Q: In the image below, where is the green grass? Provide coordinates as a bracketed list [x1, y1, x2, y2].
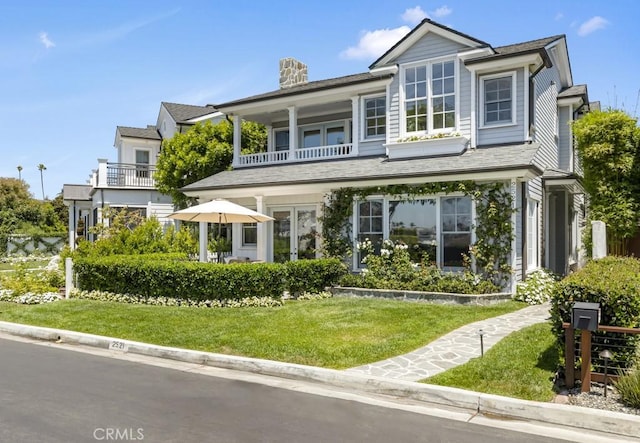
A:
[0, 298, 525, 369]
[423, 322, 559, 402]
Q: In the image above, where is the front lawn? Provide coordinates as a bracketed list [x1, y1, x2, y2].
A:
[423, 322, 559, 402]
[0, 298, 525, 369]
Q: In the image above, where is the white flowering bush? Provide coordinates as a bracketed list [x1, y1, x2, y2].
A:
[295, 291, 333, 301]
[0, 288, 60, 304]
[514, 269, 558, 305]
[70, 289, 284, 308]
[357, 238, 415, 283]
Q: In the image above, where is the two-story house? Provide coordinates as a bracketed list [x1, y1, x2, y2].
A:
[63, 102, 223, 247]
[185, 20, 589, 287]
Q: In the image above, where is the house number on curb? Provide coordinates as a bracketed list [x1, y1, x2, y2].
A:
[109, 340, 129, 352]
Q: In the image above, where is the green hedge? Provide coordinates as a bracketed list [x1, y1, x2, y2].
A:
[551, 256, 640, 369]
[285, 258, 348, 296]
[73, 255, 347, 301]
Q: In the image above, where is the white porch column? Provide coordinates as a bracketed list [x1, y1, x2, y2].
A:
[266, 125, 272, 153]
[288, 106, 298, 158]
[67, 204, 76, 250]
[470, 68, 477, 149]
[351, 96, 359, 156]
[199, 221, 208, 263]
[97, 159, 108, 187]
[255, 195, 267, 261]
[232, 115, 242, 168]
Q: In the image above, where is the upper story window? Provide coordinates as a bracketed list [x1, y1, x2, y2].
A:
[403, 59, 456, 135]
[274, 130, 289, 152]
[364, 96, 386, 139]
[480, 72, 516, 127]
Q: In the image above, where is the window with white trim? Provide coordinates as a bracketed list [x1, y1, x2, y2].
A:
[526, 199, 539, 270]
[355, 196, 472, 269]
[242, 223, 257, 246]
[403, 59, 456, 135]
[274, 129, 289, 152]
[480, 72, 516, 127]
[364, 96, 386, 139]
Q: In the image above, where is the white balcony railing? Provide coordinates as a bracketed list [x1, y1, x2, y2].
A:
[102, 163, 157, 188]
[236, 143, 354, 167]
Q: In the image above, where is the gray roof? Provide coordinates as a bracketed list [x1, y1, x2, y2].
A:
[63, 184, 92, 201]
[466, 35, 562, 65]
[183, 143, 542, 192]
[216, 72, 393, 109]
[117, 125, 161, 140]
[558, 85, 587, 98]
[162, 102, 218, 123]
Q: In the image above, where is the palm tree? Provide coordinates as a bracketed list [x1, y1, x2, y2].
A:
[17, 165, 22, 180]
[37, 163, 47, 200]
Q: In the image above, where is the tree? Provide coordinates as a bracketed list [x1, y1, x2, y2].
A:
[17, 165, 22, 180]
[572, 109, 640, 255]
[155, 119, 266, 208]
[37, 163, 47, 200]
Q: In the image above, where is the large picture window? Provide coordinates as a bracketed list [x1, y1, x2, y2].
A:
[355, 196, 472, 269]
[403, 59, 456, 135]
[481, 72, 516, 127]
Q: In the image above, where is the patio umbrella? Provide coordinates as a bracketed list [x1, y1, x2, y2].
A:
[168, 199, 274, 262]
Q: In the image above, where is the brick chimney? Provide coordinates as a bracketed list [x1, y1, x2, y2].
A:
[279, 57, 308, 89]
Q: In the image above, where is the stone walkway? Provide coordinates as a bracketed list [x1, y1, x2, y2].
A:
[346, 303, 551, 382]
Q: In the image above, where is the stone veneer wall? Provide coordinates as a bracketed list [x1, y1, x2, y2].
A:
[279, 58, 308, 89]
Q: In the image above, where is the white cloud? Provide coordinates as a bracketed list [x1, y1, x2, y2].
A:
[401, 6, 428, 25]
[431, 6, 452, 18]
[340, 26, 411, 60]
[555, 12, 564, 21]
[39, 32, 55, 49]
[577, 16, 609, 36]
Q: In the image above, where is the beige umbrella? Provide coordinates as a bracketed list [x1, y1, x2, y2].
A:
[168, 199, 273, 263]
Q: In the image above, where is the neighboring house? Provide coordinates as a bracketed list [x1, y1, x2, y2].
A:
[182, 19, 591, 288]
[63, 102, 223, 247]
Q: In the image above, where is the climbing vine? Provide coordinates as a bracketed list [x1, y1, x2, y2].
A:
[320, 181, 514, 287]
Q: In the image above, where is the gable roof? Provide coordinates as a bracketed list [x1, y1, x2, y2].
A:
[162, 102, 218, 123]
[370, 19, 490, 69]
[116, 125, 161, 140]
[465, 35, 562, 66]
[183, 143, 542, 192]
[558, 84, 587, 98]
[216, 72, 393, 109]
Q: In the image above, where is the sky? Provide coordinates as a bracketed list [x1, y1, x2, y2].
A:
[1, 0, 638, 200]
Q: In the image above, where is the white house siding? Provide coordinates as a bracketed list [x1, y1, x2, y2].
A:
[532, 67, 562, 170]
[388, 33, 468, 141]
[119, 138, 161, 166]
[359, 139, 386, 156]
[147, 202, 176, 226]
[558, 105, 572, 170]
[94, 189, 172, 210]
[477, 68, 526, 146]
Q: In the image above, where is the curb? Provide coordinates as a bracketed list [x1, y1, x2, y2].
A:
[1, 321, 638, 439]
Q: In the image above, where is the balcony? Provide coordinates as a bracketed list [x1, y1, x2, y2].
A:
[95, 160, 158, 188]
[236, 143, 355, 167]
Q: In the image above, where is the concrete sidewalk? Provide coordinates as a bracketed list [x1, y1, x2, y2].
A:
[347, 303, 551, 381]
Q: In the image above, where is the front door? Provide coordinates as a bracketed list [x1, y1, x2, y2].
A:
[272, 207, 317, 262]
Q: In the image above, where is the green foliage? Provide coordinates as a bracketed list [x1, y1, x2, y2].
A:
[342, 239, 500, 294]
[616, 359, 640, 409]
[284, 258, 348, 297]
[550, 256, 640, 369]
[572, 110, 640, 255]
[321, 181, 514, 287]
[155, 120, 267, 207]
[514, 269, 558, 305]
[74, 255, 286, 301]
[0, 262, 63, 295]
[73, 207, 198, 258]
[0, 178, 66, 253]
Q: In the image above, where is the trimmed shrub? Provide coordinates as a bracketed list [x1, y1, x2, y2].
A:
[285, 258, 348, 297]
[551, 256, 640, 370]
[74, 255, 286, 301]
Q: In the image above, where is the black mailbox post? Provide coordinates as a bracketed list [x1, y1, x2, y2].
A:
[571, 302, 600, 331]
